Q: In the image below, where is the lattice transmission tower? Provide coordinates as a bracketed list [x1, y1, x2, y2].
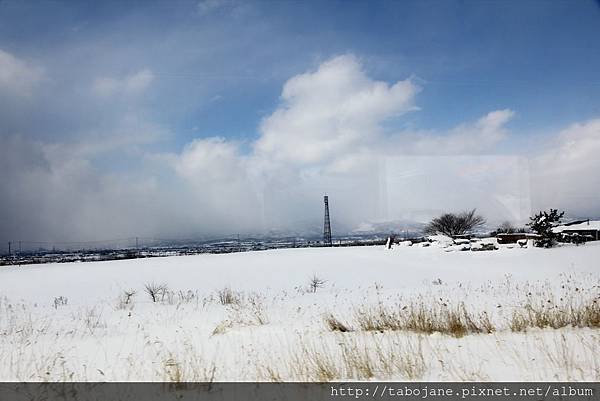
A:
[323, 195, 332, 246]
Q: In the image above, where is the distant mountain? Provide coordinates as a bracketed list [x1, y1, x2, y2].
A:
[351, 220, 426, 236]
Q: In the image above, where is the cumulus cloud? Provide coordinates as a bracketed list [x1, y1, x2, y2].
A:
[255, 55, 420, 165]
[92, 69, 154, 97]
[167, 55, 522, 231]
[0, 49, 44, 96]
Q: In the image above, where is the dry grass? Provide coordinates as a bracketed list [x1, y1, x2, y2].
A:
[162, 353, 216, 383]
[246, 292, 269, 325]
[510, 298, 600, 332]
[351, 302, 495, 337]
[217, 287, 242, 305]
[211, 292, 270, 335]
[324, 314, 352, 332]
[285, 334, 427, 381]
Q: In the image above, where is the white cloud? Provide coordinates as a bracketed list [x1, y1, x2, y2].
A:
[393, 109, 515, 156]
[168, 55, 523, 231]
[254, 55, 420, 165]
[175, 137, 245, 182]
[4, 51, 599, 242]
[532, 119, 600, 215]
[0, 49, 44, 96]
[540, 119, 600, 169]
[172, 137, 264, 231]
[92, 69, 154, 97]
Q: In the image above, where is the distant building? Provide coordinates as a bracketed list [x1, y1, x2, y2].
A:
[553, 219, 600, 242]
[496, 233, 539, 244]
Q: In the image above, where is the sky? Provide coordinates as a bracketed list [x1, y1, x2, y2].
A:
[1, 0, 600, 245]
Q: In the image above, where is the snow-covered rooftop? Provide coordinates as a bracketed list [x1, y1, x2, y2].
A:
[553, 220, 600, 233]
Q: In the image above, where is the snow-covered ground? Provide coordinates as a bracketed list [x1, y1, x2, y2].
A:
[0, 243, 599, 381]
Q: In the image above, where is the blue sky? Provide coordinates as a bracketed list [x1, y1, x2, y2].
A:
[1, 0, 600, 241]
[3, 0, 599, 145]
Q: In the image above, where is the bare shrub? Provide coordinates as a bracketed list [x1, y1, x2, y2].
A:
[123, 289, 136, 304]
[53, 296, 68, 309]
[309, 274, 327, 293]
[116, 289, 136, 310]
[144, 282, 168, 303]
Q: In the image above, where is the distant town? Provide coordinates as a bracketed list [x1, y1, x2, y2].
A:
[0, 234, 392, 266]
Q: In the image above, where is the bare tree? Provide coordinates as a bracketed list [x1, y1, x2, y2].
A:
[123, 289, 136, 304]
[144, 282, 167, 303]
[424, 209, 486, 237]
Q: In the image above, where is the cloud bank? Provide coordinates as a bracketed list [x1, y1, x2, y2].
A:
[1, 50, 600, 245]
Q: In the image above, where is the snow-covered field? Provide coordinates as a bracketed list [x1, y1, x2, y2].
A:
[0, 242, 599, 381]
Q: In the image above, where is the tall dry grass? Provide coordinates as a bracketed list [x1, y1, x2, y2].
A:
[348, 302, 495, 337]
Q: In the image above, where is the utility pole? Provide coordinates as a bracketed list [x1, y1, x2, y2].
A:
[8, 241, 11, 255]
[323, 195, 332, 247]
